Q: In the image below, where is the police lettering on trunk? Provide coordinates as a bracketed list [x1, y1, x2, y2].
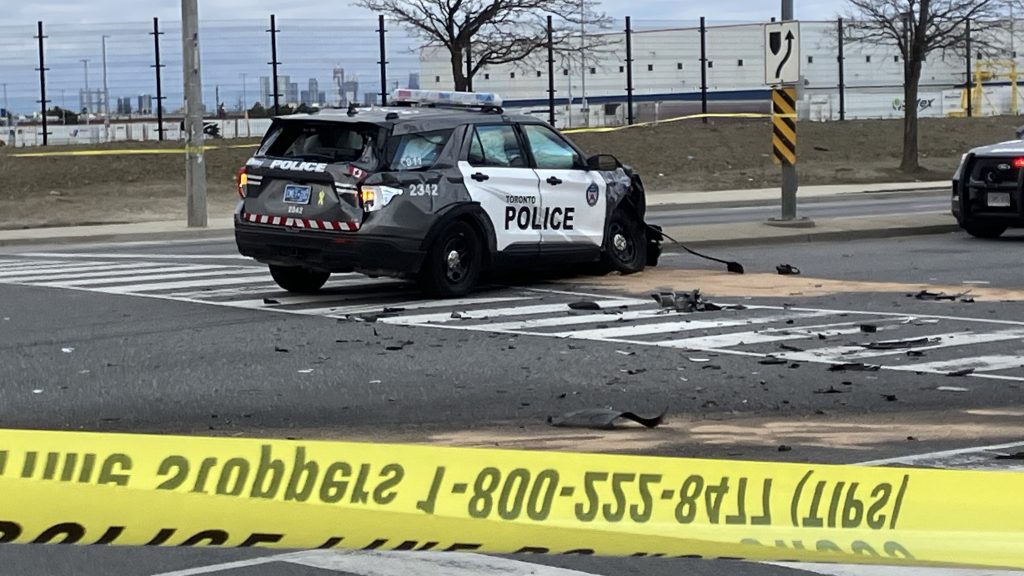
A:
[267, 159, 328, 173]
[504, 206, 575, 230]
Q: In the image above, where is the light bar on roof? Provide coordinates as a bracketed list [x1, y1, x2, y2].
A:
[392, 89, 503, 107]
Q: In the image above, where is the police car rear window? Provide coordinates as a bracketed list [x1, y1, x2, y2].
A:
[385, 129, 453, 171]
[258, 121, 380, 164]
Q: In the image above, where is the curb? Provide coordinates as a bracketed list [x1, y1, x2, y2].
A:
[664, 223, 961, 249]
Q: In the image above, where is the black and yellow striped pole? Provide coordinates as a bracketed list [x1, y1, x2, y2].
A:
[771, 87, 796, 166]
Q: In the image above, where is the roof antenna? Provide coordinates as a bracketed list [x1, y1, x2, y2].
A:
[347, 102, 358, 117]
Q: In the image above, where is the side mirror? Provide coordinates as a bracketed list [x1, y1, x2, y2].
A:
[586, 154, 621, 171]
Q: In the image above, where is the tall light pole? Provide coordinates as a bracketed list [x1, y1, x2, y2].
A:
[1, 83, 7, 128]
[240, 72, 247, 112]
[579, 0, 587, 125]
[101, 35, 110, 115]
[80, 58, 90, 125]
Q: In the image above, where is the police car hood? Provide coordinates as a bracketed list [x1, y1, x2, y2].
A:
[968, 139, 1024, 157]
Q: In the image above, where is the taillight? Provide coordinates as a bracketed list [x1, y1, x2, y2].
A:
[1013, 158, 1024, 169]
[359, 185, 404, 212]
[235, 167, 248, 198]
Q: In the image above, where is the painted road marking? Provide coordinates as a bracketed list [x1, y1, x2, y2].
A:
[544, 310, 835, 339]
[0, 264, 214, 283]
[379, 299, 652, 325]
[37, 267, 273, 288]
[148, 550, 604, 576]
[17, 251, 250, 260]
[3, 256, 1024, 382]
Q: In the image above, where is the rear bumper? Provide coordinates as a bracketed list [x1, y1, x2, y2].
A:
[234, 218, 426, 276]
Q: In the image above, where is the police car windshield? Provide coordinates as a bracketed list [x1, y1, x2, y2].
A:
[258, 121, 381, 164]
[385, 129, 453, 171]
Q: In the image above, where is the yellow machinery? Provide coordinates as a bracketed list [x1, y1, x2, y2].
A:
[952, 59, 1020, 116]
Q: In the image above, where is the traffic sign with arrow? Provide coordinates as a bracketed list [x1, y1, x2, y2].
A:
[764, 22, 800, 85]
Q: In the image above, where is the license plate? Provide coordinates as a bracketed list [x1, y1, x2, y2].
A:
[988, 192, 1011, 207]
[283, 185, 312, 205]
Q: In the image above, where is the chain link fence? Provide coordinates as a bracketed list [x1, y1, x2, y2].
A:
[0, 15, 1018, 146]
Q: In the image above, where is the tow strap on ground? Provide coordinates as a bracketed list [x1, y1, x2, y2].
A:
[649, 225, 745, 274]
[0, 428, 1021, 570]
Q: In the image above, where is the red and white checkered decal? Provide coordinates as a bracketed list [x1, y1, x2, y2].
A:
[242, 213, 360, 231]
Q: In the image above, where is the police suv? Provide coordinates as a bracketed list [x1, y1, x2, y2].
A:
[235, 90, 661, 297]
[952, 138, 1024, 238]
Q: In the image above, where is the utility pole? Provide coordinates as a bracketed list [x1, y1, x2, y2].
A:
[101, 35, 110, 115]
[181, 0, 207, 227]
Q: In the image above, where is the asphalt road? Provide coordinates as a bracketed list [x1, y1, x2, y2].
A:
[0, 225, 1021, 575]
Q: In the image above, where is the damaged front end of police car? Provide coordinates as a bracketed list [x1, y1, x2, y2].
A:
[234, 89, 661, 297]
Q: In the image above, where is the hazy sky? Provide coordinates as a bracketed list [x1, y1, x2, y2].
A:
[7, 0, 846, 25]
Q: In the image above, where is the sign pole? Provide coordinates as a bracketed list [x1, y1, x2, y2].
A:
[765, 0, 813, 227]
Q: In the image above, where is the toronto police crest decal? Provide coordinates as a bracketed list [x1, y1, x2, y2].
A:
[585, 183, 599, 207]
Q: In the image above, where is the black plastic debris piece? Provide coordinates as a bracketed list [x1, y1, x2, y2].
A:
[995, 451, 1024, 460]
[274, 346, 289, 353]
[262, 298, 280, 305]
[828, 363, 881, 372]
[906, 350, 926, 357]
[547, 407, 667, 430]
[778, 445, 793, 452]
[912, 290, 973, 302]
[814, 386, 845, 394]
[568, 300, 602, 311]
[702, 364, 722, 370]
[946, 367, 975, 377]
[759, 356, 789, 365]
[880, 394, 898, 402]
[382, 307, 405, 313]
[779, 344, 804, 352]
[859, 324, 878, 333]
[864, 337, 934, 350]
[650, 289, 736, 313]
[385, 340, 414, 352]
[450, 311, 466, 319]
[776, 264, 801, 275]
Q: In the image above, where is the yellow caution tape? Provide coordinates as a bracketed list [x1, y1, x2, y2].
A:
[0, 428, 1021, 569]
[10, 143, 258, 158]
[561, 112, 772, 134]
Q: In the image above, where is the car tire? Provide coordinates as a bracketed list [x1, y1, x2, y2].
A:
[962, 223, 1007, 239]
[268, 265, 330, 293]
[419, 220, 482, 298]
[602, 209, 647, 274]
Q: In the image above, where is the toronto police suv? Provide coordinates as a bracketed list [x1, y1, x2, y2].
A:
[952, 137, 1024, 238]
[234, 89, 661, 297]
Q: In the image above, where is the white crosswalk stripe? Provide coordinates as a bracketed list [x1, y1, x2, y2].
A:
[2, 256, 1024, 382]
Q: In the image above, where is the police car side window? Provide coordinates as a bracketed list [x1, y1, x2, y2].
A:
[523, 124, 580, 170]
[468, 125, 526, 168]
[388, 129, 452, 170]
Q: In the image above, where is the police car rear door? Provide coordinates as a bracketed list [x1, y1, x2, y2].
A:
[457, 124, 542, 253]
[520, 123, 605, 249]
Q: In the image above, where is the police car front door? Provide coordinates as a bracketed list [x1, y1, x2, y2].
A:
[521, 124, 605, 248]
[458, 124, 542, 252]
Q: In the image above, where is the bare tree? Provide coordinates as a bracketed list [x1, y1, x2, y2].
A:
[845, 0, 1007, 172]
[353, 0, 611, 92]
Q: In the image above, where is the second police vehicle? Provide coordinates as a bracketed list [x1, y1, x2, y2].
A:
[235, 90, 662, 297]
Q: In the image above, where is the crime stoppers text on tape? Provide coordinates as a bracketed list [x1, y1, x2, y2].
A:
[0, 429, 1021, 569]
